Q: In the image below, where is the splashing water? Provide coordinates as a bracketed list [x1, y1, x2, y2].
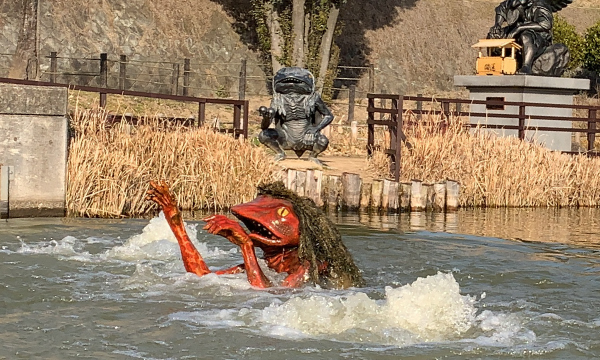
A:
[5, 211, 600, 358]
[259, 272, 477, 345]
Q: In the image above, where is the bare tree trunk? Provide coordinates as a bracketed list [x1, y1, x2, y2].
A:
[9, 0, 39, 80]
[316, 3, 339, 93]
[265, 2, 284, 74]
[291, 0, 305, 67]
[303, 12, 310, 63]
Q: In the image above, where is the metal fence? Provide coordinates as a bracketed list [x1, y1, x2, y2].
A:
[0, 52, 377, 102]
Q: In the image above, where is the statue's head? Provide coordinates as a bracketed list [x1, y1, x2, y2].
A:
[509, 0, 531, 8]
[273, 67, 315, 95]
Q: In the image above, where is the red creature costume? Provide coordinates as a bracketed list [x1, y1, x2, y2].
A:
[147, 181, 312, 288]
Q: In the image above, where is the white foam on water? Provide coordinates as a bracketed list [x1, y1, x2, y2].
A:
[256, 272, 478, 345]
[169, 309, 246, 328]
[11, 215, 592, 354]
[16, 235, 96, 261]
[470, 310, 535, 347]
[107, 212, 236, 262]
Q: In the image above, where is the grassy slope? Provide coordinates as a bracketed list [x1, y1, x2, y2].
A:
[33, 0, 600, 95]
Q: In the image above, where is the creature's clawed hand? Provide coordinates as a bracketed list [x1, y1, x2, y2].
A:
[203, 215, 251, 246]
[488, 25, 503, 39]
[259, 106, 275, 130]
[303, 129, 318, 146]
[146, 181, 178, 214]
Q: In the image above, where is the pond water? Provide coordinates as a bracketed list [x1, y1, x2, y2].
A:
[1, 208, 600, 359]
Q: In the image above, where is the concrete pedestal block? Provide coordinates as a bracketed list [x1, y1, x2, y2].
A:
[454, 75, 590, 152]
[0, 84, 68, 217]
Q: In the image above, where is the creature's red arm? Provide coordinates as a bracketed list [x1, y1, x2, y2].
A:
[203, 215, 273, 288]
[147, 181, 210, 276]
[239, 243, 273, 288]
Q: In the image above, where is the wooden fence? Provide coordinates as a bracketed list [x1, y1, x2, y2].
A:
[280, 168, 460, 213]
[368, 93, 600, 181]
[0, 77, 249, 139]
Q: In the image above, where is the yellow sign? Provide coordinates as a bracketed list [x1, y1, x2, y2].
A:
[472, 39, 522, 75]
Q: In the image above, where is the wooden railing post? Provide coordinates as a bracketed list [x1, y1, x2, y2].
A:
[119, 54, 127, 90]
[238, 58, 247, 100]
[442, 101, 450, 121]
[588, 108, 597, 151]
[380, 89, 387, 122]
[368, 65, 375, 93]
[49, 52, 57, 83]
[518, 104, 526, 140]
[198, 100, 206, 127]
[348, 84, 356, 124]
[367, 96, 375, 156]
[183, 58, 190, 96]
[99, 53, 108, 107]
[417, 93, 422, 121]
[394, 95, 404, 182]
[171, 63, 180, 95]
[242, 100, 249, 139]
[233, 104, 241, 138]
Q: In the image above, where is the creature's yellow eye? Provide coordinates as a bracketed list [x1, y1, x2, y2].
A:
[277, 207, 289, 217]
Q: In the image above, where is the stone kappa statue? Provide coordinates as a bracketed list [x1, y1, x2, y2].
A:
[487, 0, 573, 76]
[258, 67, 333, 166]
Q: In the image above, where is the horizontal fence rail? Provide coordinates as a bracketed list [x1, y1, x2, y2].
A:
[367, 93, 600, 180]
[0, 77, 249, 139]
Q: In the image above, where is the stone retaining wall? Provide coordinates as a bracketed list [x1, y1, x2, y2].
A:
[0, 83, 68, 217]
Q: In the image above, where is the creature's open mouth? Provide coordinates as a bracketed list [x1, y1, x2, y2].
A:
[237, 216, 279, 240]
[277, 77, 307, 85]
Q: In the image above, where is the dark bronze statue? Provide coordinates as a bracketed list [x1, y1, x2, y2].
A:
[487, 0, 573, 76]
[258, 67, 333, 166]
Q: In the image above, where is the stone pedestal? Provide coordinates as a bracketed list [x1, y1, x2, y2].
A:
[454, 75, 590, 152]
[0, 83, 68, 217]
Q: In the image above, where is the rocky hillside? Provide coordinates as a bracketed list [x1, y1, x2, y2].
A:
[1, 0, 599, 96]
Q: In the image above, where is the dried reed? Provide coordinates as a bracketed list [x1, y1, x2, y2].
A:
[369, 114, 600, 207]
[67, 108, 278, 217]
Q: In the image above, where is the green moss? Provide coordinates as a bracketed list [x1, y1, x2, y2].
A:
[553, 14, 584, 70]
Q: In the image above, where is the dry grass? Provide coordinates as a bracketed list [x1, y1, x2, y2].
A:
[367, 115, 600, 208]
[67, 106, 278, 218]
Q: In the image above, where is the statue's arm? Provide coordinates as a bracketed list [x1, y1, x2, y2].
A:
[313, 96, 334, 132]
[493, 2, 508, 26]
[507, 7, 552, 38]
[488, 2, 509, 38]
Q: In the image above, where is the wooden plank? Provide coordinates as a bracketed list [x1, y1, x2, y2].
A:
[433, 182, 447, 211]
[341, 173, 362, 211]
[410, 180, 426, 211]
[424, 183, 434, 211]
[371, 180, 383, 211]
[296, 171, 307, 197]
[446, 179, 460, 211]
[287, 169, 298, 191]
[384, 179, 399, 212]
[400, 182, 411, 211]
[360, 181, 371, 211]
[305, 169, 323, 207]
[325, 175, 341, 210]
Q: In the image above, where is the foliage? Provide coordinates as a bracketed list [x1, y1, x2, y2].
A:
[250, 0, 342, 98]
[583, 21, 600, 73]
[553, 14, 584, 70]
